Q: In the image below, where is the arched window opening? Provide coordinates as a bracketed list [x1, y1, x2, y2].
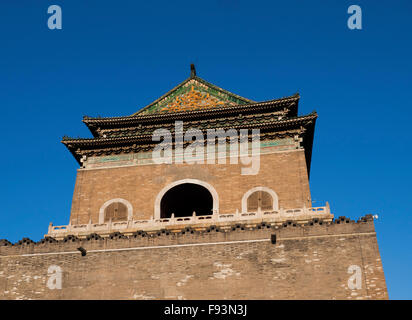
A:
[104, 202, 128, 222]
[160, 183, 213, 218]
[247, 191, 273, 212]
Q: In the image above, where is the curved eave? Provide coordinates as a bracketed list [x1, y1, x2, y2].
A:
[83, 94, 300, 137]
[64, 112, 316, 165]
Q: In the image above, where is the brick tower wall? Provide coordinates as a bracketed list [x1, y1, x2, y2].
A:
[69, 149, 312, 225]
[0, 217, 388, 300]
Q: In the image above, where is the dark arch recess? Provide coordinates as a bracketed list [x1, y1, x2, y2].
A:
[160, 183, 213, 218]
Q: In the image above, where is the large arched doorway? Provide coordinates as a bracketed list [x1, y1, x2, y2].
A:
[160, 183, 213, 218]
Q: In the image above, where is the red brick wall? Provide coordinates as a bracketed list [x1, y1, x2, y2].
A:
[69, 150, 312, 225]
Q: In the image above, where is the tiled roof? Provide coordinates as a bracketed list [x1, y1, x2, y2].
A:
[134, 75, 255, 115]
[63, 112, 317, 147]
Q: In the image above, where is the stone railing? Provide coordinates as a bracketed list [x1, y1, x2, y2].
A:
[47, 203, 332, 239]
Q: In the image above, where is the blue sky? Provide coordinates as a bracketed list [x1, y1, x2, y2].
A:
[0, 1, 411, 299]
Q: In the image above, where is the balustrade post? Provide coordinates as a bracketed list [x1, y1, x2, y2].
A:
[148, 216, 155, 228]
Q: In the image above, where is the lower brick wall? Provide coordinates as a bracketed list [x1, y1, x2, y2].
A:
[0, 218, 388, 300]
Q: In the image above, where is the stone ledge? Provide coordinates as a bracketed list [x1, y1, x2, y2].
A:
[46, 206, 333, 240]
[0, 215, 375, 256]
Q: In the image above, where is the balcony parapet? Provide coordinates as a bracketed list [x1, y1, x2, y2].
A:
[46, 204, 333, 240]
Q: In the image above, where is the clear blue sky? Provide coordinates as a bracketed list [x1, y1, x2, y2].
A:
[0, 0, 411, 299]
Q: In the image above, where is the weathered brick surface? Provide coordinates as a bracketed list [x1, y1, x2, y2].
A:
[0, 219, 388, 300]
[69, 150, 312, 224]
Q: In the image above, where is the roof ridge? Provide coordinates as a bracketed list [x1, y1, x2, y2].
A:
[131, 75, 255, 116]
[83, 93, 299, 122]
